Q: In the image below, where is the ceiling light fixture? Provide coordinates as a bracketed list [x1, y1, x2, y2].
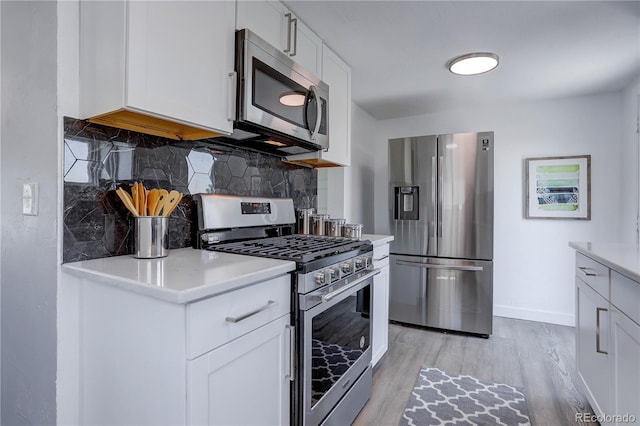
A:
[448, 52, 499, 76]
[279, 91, 306, 107]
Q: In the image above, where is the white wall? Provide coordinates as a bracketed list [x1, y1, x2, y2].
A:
[345, 103, 377, 231]
[1, 1, 59, 424]
[352, 92, 625, 326]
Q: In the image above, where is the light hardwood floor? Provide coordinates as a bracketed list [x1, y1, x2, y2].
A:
[354, 317, 598, 425]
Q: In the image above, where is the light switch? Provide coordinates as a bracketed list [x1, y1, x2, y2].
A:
[22, 182, 38, 216]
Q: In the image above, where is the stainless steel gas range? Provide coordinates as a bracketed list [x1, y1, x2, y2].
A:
[194, 194, 377, 426]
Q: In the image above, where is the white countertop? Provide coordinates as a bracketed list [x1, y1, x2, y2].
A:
[569, 241, 640, 282]
[62, 248, 296, 304]
[363, 234, 394, 247]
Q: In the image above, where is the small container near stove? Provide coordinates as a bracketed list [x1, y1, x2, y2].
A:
[296, 208, 315, 234]
[342, 223, 363, 239]
[325, 218, 346, 237]
[310, 214, 329, 236]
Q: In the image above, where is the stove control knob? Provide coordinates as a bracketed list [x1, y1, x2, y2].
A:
[341, 262, 352, 274]
[329, 268, 338, 281]
[315, 272, 326, 285]
[355, 258, 365, 269]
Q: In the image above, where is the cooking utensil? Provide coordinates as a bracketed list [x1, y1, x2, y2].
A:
[116, 188, 139, 216]
[147, 189, 160, 216]
[161, 190, 182, 216]
[152, 189, 169, 216]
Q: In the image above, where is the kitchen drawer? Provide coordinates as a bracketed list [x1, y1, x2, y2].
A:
[373, 244, 390, 268]
[611, 270, 640, 326]
[186, 274, 291, 359]
[576, 253, 609, 298]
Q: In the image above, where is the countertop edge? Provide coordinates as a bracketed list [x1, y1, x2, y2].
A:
[569, 241, 640, 282]
[62, 256, 296, 304]
[363, 234, 394, 247]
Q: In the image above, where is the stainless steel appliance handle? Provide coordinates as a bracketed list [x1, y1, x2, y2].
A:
[431, 156, 437, 237]
[308, 85, 322, 141]
[321, 269, 380, 302]
[284, 13, 293, 53]
[578, 266, 596, 277]
[596, 307, 608, 355]
[437, 155, 443, 238]
[396, 260, 483, 272]
[225, 300, 276, 323]
[285, 325, 295, 381]
[373, 255, 389, 262]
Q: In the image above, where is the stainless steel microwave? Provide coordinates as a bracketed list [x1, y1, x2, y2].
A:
[229, 29, 329, 156]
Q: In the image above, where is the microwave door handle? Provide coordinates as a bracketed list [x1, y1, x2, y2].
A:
[308, 85, 322, 141]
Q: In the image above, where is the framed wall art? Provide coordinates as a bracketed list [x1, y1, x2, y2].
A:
[525, 155, 591, 220]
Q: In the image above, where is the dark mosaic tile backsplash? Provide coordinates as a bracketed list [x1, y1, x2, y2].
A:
[63, 117, 317, 263]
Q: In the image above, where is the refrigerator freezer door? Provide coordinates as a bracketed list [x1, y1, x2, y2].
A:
[437, 132, 494, 260]
[388, 136, 437, 257]
[388, 254, 493, 335]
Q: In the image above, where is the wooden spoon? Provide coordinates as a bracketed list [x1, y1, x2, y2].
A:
[164, 192, 183, 216]
[137, 182, 147, 216]
[147, 189, 160, 217]
[152, 189, 169, 216]
[131, 183, 139, 214]
[116, 188, 139, 217]
[160, 190, 182, 216]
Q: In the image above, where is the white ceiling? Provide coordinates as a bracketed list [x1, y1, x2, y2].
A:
[282, 1, 640, 120]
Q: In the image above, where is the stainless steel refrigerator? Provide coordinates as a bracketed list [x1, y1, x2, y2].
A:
[387, 132, 494, 336]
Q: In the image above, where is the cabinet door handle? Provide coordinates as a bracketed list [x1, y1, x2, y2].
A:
[225, 300, 276, 323]
[285, 325, 295, 382]
[290, 16, 298, 57]
[578, 266, 596, 277]
[227, 71, 237, 122]
[284, 13, 297, 55]
[596, 307, 608, 355]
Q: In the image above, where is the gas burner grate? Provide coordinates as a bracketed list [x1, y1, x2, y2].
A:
[207, 234, 366, 263]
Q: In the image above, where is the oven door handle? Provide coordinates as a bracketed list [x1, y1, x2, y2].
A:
[321, 269, 380, 303]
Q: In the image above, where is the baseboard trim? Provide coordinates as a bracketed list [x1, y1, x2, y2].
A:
[494, 305, 575, 327]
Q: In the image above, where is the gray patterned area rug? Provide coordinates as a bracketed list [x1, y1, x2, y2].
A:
[401, 367, 531, 426]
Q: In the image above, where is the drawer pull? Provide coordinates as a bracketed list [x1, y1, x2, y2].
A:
[225, 300, 276, 323]
[374, 255, 389, 262]
[596, 307, 608, 355]
[578, 266, 597, 277]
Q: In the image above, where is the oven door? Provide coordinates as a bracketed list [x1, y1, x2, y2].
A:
[298, 269, 378, 426]
[236, 29, 329, 152]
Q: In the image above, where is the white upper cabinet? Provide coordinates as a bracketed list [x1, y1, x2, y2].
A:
[80, 0, 236, 140]
[320, 44, 352, 166]
[236, 0, 322, 76]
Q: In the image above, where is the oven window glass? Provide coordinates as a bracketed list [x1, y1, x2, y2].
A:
[252, 58, 309, 129]
[310, 288, 370, 407]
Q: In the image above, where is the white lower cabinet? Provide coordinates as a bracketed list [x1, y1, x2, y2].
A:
[574, 252, 640, 425]
[188, 315, 291, 426]
[610, 308, 640, 425]
[371, 243, 390, 366]
[72, 273, 292, 425]
[576, 277, 611, 416]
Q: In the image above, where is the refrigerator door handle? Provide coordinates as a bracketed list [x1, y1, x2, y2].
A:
[431, 156, 437, 238]
[396, 260, 484, 272]
[437, 155, 443, 238]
